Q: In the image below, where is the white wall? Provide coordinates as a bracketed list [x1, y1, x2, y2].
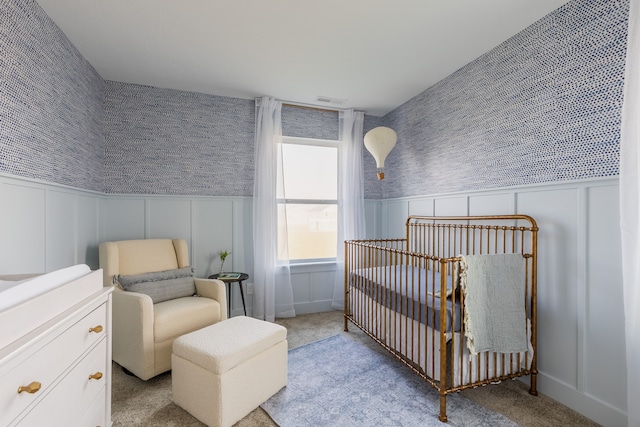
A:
[0, 174, 101, 273]
[0, 173, 348, 317]
[378, 177, 626, 427]
[0, 172, 626, 426]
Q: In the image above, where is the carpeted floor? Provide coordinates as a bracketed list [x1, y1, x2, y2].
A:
[111, 311, 601, 427]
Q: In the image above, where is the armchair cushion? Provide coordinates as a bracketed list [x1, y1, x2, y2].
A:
[116, 267, 196, 303]
[153, 296, 221, 342]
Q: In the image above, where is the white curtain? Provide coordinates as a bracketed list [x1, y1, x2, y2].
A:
[253, 96, 295, 321]
[332, 109, 366, 309]
[619, 1, 640, 426]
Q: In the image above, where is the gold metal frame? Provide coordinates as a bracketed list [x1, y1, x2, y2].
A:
[344, 215, 538, 422]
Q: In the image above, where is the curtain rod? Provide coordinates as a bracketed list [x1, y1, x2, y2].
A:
[281, 101, 365, 114]
[256, 98, 364, 114]
[282, 102, 340, 114]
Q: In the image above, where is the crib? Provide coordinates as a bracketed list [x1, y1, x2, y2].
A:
[343, 215, 538, 422]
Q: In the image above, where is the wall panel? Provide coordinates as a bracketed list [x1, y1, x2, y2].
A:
[147, 199, 192, 242]
[290, 263, 337, 315]
[364, 200, 380, 239]
[469, 193, 515, 216]
[585, 185, 626, 408]
[0, 181, 46, 273]
[408, 198, 434, 216]
[518, 188, 579, 387]
[46, 190, 77, 271]
[311, 270, 335, 303]
[192, 199, 234, 278]
[383, 201, 409, 238]
[101, 198, 146, 242]
[291, 273, 312, 309]
[434, 196, 467, 216]
[77, 195, 100, 269]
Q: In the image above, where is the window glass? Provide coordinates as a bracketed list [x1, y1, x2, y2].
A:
[277, 143, 337, 200]
[277, 139, 337, 261]
[280, 204, 337, 260]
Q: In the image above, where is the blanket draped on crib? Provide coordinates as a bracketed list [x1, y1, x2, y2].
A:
[459, 254, 528, 354]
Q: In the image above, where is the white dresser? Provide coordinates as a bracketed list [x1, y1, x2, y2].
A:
[0, 268, 113, 427]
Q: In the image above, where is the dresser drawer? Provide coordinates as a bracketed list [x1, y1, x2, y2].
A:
[78, 387, 107, 427]
[0, 303, 107, 425]
[13, 339, 108, 427]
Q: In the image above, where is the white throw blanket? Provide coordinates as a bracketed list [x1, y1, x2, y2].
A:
[459, 254, 528, 354]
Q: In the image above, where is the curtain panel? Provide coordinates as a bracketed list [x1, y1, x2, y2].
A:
[253, 96, 295, 321]
[332, 109, 366, 309]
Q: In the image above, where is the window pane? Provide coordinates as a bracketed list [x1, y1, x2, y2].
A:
[278, 204, 337, 260]
[278, 143, 337, 200]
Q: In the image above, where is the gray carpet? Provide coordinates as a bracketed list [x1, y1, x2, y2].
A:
[262, 334, 519, 426]
[112, 311, 600, 427]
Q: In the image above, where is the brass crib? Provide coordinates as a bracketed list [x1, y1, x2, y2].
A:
[344, 215, 538, 422]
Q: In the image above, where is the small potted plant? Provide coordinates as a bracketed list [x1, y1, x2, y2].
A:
[219, 250, 231, 274]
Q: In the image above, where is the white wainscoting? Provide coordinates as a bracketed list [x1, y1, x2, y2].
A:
[100, 195, 251, 316]
[377, 177, 626, 427]
[0, 173, 627, 426]
[0, 174, 101, 274]
[0, 174, 249, 315]
[0, 173, 346, 318]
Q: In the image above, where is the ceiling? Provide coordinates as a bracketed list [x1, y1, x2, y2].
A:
[35, 0, 570, 116]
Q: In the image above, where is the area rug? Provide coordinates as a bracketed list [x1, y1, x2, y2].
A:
[261, 334, 521, 427]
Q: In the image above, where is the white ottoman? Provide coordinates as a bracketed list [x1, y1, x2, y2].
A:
[172, 316, 287, 427]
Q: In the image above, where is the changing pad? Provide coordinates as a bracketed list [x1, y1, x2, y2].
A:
[0, 265, 101, 351]
[0, 264, 91, 313]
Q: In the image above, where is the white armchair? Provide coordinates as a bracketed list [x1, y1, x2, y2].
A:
[99, 238, 227, 380]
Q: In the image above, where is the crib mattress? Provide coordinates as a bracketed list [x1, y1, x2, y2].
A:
[349, 265, 462, 333]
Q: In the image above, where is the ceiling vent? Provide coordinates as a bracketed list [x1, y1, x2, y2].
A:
[316, 96, 347, 105]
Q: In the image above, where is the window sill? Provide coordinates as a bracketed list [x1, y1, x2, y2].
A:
[289, 261, 337, 273]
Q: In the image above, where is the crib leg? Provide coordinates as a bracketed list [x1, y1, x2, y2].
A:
[439, 393, 448, 422]
[529, 372, 538, 396]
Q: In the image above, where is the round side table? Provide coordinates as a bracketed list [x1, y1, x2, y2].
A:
[208, 272, 249, 316]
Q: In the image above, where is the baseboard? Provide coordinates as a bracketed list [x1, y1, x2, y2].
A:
[229, 301, 336, 318]
[537, 372, 627, 427]
[293, 300, 334, 315]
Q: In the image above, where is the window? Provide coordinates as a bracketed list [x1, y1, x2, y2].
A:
[277, 137, 338, 262]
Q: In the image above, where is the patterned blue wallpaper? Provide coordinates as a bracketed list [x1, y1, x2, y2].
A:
[282, 105, 338, 140]
[103, 86, 357, 196]
[0, 0, 104, 191]
[380, 0, 628, 199]
[103, 82, 255, 196]
[0, 0, 629, 200]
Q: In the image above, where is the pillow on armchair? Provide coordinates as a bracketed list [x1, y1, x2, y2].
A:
[115, 267, 196, 303]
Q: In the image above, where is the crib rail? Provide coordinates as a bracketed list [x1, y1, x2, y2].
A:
[344, 215, 538, 422]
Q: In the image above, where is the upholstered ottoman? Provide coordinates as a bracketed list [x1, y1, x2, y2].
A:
[171, 316, 287, 427]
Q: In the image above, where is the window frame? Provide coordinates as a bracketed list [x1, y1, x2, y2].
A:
[277, 136, 339, 264]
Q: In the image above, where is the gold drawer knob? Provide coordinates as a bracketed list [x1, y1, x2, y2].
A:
[88, 372, 103, 381]
[18, 381, 41, 394]
[89, 325, 103, 333]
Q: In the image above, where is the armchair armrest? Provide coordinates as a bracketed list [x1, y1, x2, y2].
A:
[112, 289, 156, 380]
[194, 278, 228, 320]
